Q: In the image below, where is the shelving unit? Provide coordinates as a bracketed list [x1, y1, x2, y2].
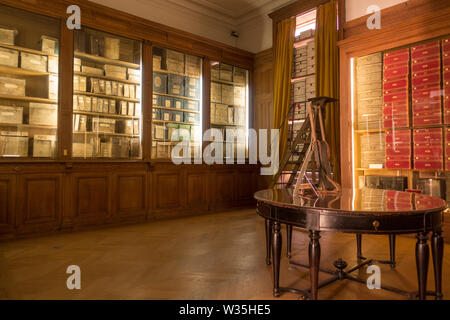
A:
[72, 27, 142, 159]
[0, 6, 60, 159]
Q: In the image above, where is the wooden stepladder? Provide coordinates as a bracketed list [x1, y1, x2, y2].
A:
[293, 96, 341, 195]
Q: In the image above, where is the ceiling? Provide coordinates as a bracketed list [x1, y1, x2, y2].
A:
[156, 0, 297, 26]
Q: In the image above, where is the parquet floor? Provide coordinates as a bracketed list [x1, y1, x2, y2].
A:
[0, 208, 449, 300]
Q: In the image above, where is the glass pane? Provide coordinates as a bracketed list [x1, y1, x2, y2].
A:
[72, 27, 142, 159]
[210, 62, 248, 160]
[152, 47, 202, 160]
[0, 4, 60, 158]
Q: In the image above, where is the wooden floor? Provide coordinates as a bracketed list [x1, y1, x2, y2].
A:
[0, 208, 448, 300]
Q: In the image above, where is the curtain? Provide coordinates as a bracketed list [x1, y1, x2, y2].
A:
[315, 0, 340, 183]
[272, 17, 296, 172]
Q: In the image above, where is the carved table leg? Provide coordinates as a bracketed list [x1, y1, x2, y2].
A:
[272, 222, 282, 297]
[309, 230, 321, 300]
[265, 219, 272, 265]
[389, 234, 396, 269]
[356, 234, 362, 260]
[286, 224, 293, 258]
[431, 229, 444, 300]
[416, 232, 429, 300]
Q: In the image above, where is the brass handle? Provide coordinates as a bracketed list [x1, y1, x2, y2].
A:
[373, 220, 380, 231]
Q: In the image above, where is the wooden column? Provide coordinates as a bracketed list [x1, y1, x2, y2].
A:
[142, 41, 153, 161]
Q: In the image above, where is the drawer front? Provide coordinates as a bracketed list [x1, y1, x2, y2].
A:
[383, 118, 409, 128]
[385, 129, 410, 142]
[412, 73, 441, 86]
[413, 115, 442, 126]
[383, 78, 408, 91]
[412, 101, 441, 112]
[383, 105, 408, 115]
[383, 90, 408, 103]
[444, 128, 450, 140]
[385, 159, 411, 169]
[412, 59, 440, 73]
[411, 41, 440, 59]
[443, 38, 450, 52]
[386, 146, 411, 156]
[384, 54, 409, 66]
[413, 128, 443, 143]
[414, 146, 443, 157]
[384, 48, 409, 59]
[414, 95, 442, 105]
[414, 160, 443, 170]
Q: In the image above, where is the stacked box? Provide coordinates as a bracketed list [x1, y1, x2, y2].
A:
[154, 124, 167, 140]
[152, 108, 160, 120]
[306, 41, 315, 75]
[235, 106, 245, 125]
[306, 75, 315, 100]
[20, 52, 47, 73]
[29, 103, 57, 126]
[0, 131, 28, 157]
[104, 37, 120, 60]
[413, 128, 443, 170]
[359, 188, 386, 210]
[153, 55, 162, 70]
[104, 64, 126, 80]
[356, 53, 383, 130]
[211, 82, 222, 103]
[292, 79, 305, 103]
[40, 36, 58, 55]
[186, 55, 201, 77]
[0, 105, 23, 124]
[0, 26, 17, 45]
[411, 41, 441, 126]
[184, 100, 199, 111]
[220, 64, 233, 82]
[385, 129, 411, 169]
[221, 84, 234, 105]
[383, 48, 409, 128]
[167, 123, 180, 141]
[234, 86, 245, 107]
[82, 66, 104, 76]
[167, 50, 184, 74]
[73, 142, 94, 158]
[184, 112, 199, 124]
[214, 104, 228, 123]
[162, 96, 173, 108]
[173, 111, 183, 122]
[0, 47, 19, 68]
[443, 38, 450, 127]
[92, 118, 116, 133]
[111, 137, 130, 158]
[359, 132, 385, 168]
[168, 74, 184, 96]
[48, 56, 58, 73]
[293, 45, 307, 78]
[0, 76, 25, 96]
[153, 73, 167, 93]
[234, 67, 247, 84]
[127, 68, 140, 82]
[211, 63, 220, 80]
[184, 77, 200, 99]
[74, 58, 81, 72]
[173, 98, 183, 110]
[32, 135, 56, 157]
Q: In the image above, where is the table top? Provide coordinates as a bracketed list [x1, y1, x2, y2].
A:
[254, 188, 447, 216]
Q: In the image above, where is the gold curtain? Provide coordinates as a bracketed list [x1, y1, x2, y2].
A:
[315, 0, 340, 183]
[273, 17, 296, 168]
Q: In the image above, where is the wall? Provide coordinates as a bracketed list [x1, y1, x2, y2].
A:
[345, 0, 408, 21]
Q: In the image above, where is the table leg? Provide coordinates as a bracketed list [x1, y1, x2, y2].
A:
[265, 219, 272, 265]
[389, 234, 396, 269]
[415, 232, 429, 300]
[286, 224, 293, 259]
[272, 222, 282, 297]
[309, 230, 321, 300]
[431, 229, 443, 300]
[356, 234, 362, 260]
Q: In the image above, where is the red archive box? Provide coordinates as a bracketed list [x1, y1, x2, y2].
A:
[413, 128, 443, 170]
[386, 190, 412, 210]
[412, 101, 441, 113]
[384, 48, 409, 61]
[445, 128, 450, 169]
[412, 72, 441, 87]
[413, 111, 441, 126]
[386, 129, 411, 143]
[383, 77, 408, 91]
[414, 158, 443, 170]
[415, 194, 444, 210]
[413, 128, 443, 144]
[411, 41, 440, 59]
[412, 59, 441, 73]
[385, 129, 411, 169]
[383, 104, 408, 116]
[384, 65, 409, 78]
[385, 157, 411, 169]
[443, 38, 450, 52]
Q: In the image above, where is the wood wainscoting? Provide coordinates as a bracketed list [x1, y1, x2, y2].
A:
[0, 162, 259, 241]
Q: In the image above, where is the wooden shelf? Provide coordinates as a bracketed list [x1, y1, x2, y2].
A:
[356, 168, 445, 173]
[153, 119, 199, 126]
[74, 91, 140, 103]
[74, 51, 140, 69]
[291, 73, 315, 82]
[211, 79, 246, 86]
[153, 105, 199, 114]
[211, 122, 245, 127]
[154, 68, 200, 79]
[0, 65, 53, 77]
[0, 94, 57, 104]
[154, 92, 200, 101]
[73, 131, 139, 138]
[74, 71, 140, 85]
[0, 43, 58, 57]
[354, 128, 386, 134]
[73, 110, 139, 119]
[0, 123, 56, 129]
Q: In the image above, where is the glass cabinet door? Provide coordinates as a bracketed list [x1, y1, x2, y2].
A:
[0, 4, 60, 158]
[152, 47, 202, 160]
[210, 62, 248, 160]
[72, 27, 142, 159]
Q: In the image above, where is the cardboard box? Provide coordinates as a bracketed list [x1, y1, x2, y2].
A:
[0, 131, 28, 157]
[130, 138, 140, 158]
[153, 55, 162, 70]
[234, 86, 245, 106]
[185, 77, 200, 98]
[82, 66, 104, 76]
[211, 82, 222, 103]
[109, 100, 116, 114]
[0, 105, 23, 124]
[220, 64, 233, 82]
[128, 102, 135, 116]
[0, 26, 17, 45]
[168, 74, 184, 96]
[112, 137, 130, 158]
[73, 142, 94, 158]
[173, 98, 183, 109]
[211, 64, 220, 80]
[184, 100, 199, 111]
[20, 52, 47, 73]
[100, 140, 112, 158]
[166, 50, 185, 74]
[0, 47, 18, 68]
[214, 104, 228, 123]
[33, 134, 56, 157]
[29, 103, 57, 126]
[153, 73, 167, 93]
[105, 37, 120, 60]
[120, 101, 127, 115]
[104, 64, 126, 80]
[154, 124, 167, 140]
[40, 36, 58, 55]
[234, 67, 247, 84]
[156, 142, 171, 158]
[102, 99, 109, 113]
[93, 118, 116, 133]
[186, 55, 201, 77]
[84, 96, 92, 112]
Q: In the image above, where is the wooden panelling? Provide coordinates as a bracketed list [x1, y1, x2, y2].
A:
[16, 174, 62, 234]
[186, 171, 208, 210]
[73, 174, 111, 225]
[237, 170, 257, 205]
[152, 171, 182, 211]
[211, 169, 236, 209]
[0, 175, 15, 234]
[115, 173, 147, 218]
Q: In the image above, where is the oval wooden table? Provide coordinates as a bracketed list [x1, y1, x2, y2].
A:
[255, 188, 447, 300]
